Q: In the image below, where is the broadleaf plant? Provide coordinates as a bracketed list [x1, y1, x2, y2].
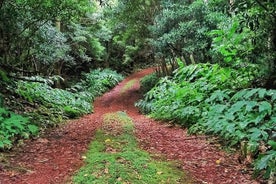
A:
[136, 62, 275, 179]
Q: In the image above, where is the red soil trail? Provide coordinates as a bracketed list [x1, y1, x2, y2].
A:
[0, 68, 259, 184]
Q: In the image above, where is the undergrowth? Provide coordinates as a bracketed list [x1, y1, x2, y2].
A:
[0, 68, 122, 150]
[140, 72, 159, 94]
[0, 107, 38, 149]
[15, 69, 123, 128]
[136, 62, 276, 180]
[73, 112, 192, 184]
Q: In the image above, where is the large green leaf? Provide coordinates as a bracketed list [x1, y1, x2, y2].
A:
[268, 141, 276, 150]
[256, 151, 276, 170]
[258, 101, 272, 114]
[228, 101, 247, 114]
[245, 101, 258, 112]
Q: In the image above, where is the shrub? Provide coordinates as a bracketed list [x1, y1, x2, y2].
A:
[16, 69, 124, 127]
[16, 81, 92, 115]
[140, 72, 159, 94]
[136, 63, 276, 178]
[195, 88, 276, 179]
[75, 68, 124, 97]
[0, 107, 38, 149]
[136, 63, 257, 123]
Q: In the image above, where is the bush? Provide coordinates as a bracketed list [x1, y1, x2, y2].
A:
[73, 68, 124, 98]
[136, 63, 257, 120]
[16, 69, 124, 127]
[195, 88, 276, 179]
[16, 82, 92, 115]
[140, 73, 159, 94]
[136, 63, 276, 178]
[0, 107, 38, 149]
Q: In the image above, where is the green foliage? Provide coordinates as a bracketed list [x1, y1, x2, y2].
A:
[16, 69, 123, 127]
[97, 0, 158, 69]
[148, 0, 275, 78]
[197, 88, 276, 179]
[63, 106, 83, 119]
[0, 0, 108, 78]
[0, 107, 38, 149]
[149, 0, 225, 63]
[0, 69, 9, 82]
[72, 68, 124, 98]
[198, 88, 276, 146]
[16, 81, 92, 115]
[66, 21, 105, 64]
[140, 73, 159, 94]
[255, 141, 276, 179]
[33, 23, 73, 72]
[209, 18, 254, 66]
[121, 79, 137, 94]
[0, 95, 2, 107]
[136, 63, 276, 178]
[136, 63, 256, 118]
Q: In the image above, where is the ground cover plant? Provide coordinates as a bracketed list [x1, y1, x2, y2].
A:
[0, 69, 122, 149]
[73, 111, 192, 184]
[120, 79, 137, 94]
[0, 107, 38, 149]
[139, 73, 159, 94]
[16, 69, 123, 127]
[136, 63, 275, 180]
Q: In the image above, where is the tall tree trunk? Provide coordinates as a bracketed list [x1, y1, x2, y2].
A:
[54, 18, 63, 88]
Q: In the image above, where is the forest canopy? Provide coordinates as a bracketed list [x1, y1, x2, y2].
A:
[0, 0, 275, 79]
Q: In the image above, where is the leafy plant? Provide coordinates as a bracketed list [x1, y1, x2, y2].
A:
[140, 72, 159, 94]
[136, 63, 256, 124]
[0, 107, 38, 149]
[255, 141, 276, 180]
[15, 69, 123, 128]
[16, 81, 92, 115]
[136, 62, 276, 178]
[209, 18, 254, 66]
[197, 88, 276, 178]
[71, 68, 124, 97]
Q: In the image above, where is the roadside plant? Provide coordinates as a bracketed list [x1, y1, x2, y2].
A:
[16, 69, 123, 127]
[0, 107, 38, 149]
[137, 62, 276, 178]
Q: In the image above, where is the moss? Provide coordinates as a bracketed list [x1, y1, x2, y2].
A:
[73, 112, 193, 184]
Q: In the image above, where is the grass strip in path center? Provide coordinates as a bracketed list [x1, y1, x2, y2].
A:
[72, 111, 193, 184]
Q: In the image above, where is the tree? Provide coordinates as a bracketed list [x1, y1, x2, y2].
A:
[0, 0, 93, 77]
[210, 0, 276, 84]
[97, 0, 158, 71]
[149, 0, 229, 66]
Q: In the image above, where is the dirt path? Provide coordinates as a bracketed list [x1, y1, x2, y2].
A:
[0, 68, 259, 184]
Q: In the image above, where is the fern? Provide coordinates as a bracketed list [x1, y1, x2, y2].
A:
[16, 69, 123, 127]
[0, 107, 38, 149]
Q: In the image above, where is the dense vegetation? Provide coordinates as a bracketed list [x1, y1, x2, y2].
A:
[134, 0, 276, 181]
[0, 0, 275, 181]
[136, 63, 275, 179]
[0, 69, 123, 149]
